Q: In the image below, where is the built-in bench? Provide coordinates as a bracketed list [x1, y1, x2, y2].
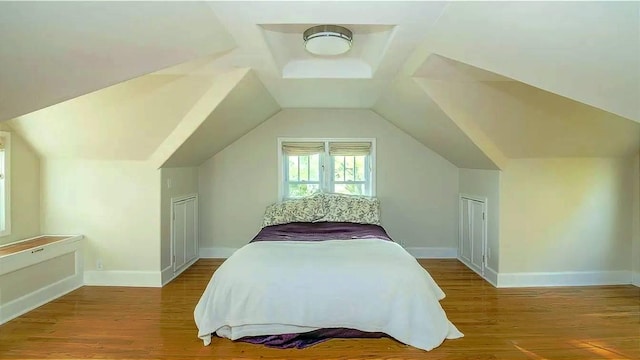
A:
[0, 235, 84, 324]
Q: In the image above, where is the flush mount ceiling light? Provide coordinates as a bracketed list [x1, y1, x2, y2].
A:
[303, 25, 352, 56]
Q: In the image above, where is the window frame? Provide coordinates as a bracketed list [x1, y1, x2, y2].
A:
[0, 131, 11, 237]
[277, 137, 376, 200]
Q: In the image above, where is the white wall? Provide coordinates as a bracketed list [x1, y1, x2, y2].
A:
[41, 160, 161, 272]
[459, 169, 500, 271]
[500, 158, 634, 273]
[0, 125, 40, 245]
[160, 167, 198, 270]
[199, 108, 459, 250]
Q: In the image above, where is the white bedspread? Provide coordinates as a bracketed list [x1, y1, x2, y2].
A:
[194, 239, 463, 351]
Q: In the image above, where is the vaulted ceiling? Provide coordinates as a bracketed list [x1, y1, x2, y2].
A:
[1, 1, 638, 170]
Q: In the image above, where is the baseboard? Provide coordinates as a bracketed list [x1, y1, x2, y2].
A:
[161, 258, 199, 286]
[484, 266, 499, 287]
[0, 273, 83, 325]
[161, 265, 174, 286]
[199, 247, 238, 259]
[84, 270, 161, 287]
[405, 247, 458, 259]
[497, 270, 632, 288]
[632, 271, 640, 287]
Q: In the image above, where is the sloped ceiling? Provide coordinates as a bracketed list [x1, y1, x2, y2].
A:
[373, 77, 499, 170]
[0, 1, 235, 122]
[158, 70, 280, 168]
[2, 1, 639, 170]
[7, 71, 217, 160]
[414, 1, 640, 122]
[416, 65, 640, 159]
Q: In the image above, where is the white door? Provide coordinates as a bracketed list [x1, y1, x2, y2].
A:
[172, 196, 198, 273]
[469, 200, 485, 275]
[459, 199, 472, 264]
[459, 196, 487, 277]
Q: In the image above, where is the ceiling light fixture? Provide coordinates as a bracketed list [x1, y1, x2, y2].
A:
[303, 25, 352, 56]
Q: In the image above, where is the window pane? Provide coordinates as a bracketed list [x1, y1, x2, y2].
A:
[334, 183, 365, 196]
[345, 156, 355, 181]
[334, 156, 344, 181]
[288, 183, 320, 198]
[355, 156, 366, 181]
[288, 156, 299, 181]
[309, 154, 320, 181]
[299, 155, 309, 181]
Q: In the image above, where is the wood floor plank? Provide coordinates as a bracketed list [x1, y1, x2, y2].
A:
[0, 259, 638, 359]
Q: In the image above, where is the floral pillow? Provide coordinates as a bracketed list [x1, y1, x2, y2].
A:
[316, 193, 381, 225]
[262, 193, 326, 227]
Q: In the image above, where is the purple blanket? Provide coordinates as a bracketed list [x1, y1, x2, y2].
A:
[251, 221, 393, 243]
[237, 222, 395, 348]
[237, 328, 388, 349]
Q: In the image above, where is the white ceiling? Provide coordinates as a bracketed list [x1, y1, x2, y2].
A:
[7, 73, 216, 160]
[162, 70, 280, 167]
[3, 1, 639, 169]
[206, 0, 448, 108]
[0, 1, 235, 122]
[415, 1, 640, 122]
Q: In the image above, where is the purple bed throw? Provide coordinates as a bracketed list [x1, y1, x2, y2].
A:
[232, 222, 395, 348]
[251, 221, 393, 243]
[238, 328, 388, 349]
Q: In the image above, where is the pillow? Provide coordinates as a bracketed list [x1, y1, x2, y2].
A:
[316, 193, 381, 225]
[262, 193, 326, 227]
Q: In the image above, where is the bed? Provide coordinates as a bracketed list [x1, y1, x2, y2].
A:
[193, 194, 463, 351]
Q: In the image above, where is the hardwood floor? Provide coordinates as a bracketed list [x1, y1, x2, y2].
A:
[1, 259, 638, 359]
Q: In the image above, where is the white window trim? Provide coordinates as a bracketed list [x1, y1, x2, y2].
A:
[0, 131, 11, 237]
[277, 137, 376, 200]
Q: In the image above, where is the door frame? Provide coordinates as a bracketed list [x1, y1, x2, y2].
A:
[459, 194, 488, 277]
[170, 194, 199, 273]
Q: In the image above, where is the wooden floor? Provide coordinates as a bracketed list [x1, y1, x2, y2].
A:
[0, 259, 638, 359]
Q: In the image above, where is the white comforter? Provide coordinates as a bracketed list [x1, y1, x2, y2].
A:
[194, 239, 463, 351]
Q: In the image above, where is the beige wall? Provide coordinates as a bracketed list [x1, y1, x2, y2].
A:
[0, 125, 40, 245]
[41, 160, 161, 271]
[500, 158, 634, 273]
[459, 169, 500, 271]
[160, 167, 198, 269]
[0, 253, 74, 305]
[199, 108, 459, 249]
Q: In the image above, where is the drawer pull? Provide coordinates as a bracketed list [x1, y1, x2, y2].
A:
[31, 248, 44, 254]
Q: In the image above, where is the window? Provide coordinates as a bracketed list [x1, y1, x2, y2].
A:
[0, 131, 10, 237]
[279, 138, 375, 199]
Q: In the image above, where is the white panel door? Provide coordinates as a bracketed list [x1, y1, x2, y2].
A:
[460, 199, 471, 263]
[469, 200, 485, 275]
[172, 195, 198, 273]
[184, 198, 197, 264]
[172, 201, 187, 271]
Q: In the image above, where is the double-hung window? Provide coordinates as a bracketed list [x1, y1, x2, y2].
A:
[279, 138, 375, 199]
[0, 131, 10, 236]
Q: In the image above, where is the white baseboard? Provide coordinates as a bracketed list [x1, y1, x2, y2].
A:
[497, 270, 632, 288]
[632, 271, 640, 287]
[161, 258, 199, 286]
[405, 247, 458, 259]
[161, 265, 174, 286]
[84, 270, 161, 287]
[0, 273, 83, 325]
[484, 266, 499, 287]
[199, 247, 238, 258]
